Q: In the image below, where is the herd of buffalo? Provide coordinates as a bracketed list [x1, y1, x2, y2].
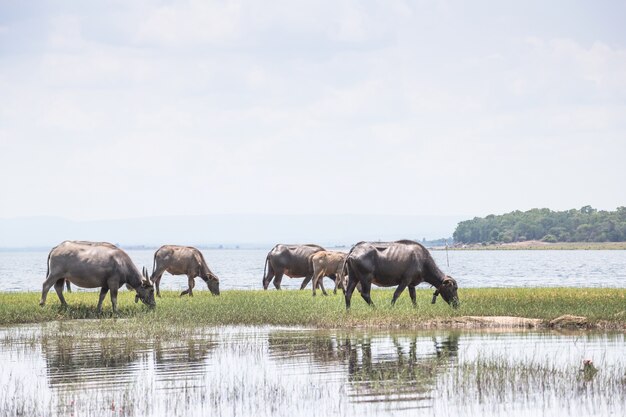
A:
[39, 240, 460, 314]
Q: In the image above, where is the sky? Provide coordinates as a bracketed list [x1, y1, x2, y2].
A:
[1, 0, 625, 222]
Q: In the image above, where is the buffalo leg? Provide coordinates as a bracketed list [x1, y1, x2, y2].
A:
[319, 277, 328, 296]
[391, 283, 408, 306]
[188, 276, 195, 296]
[336, 272, 349, 295]
[109, 283, 119, 314]
[65, 280, 72, 293]
[181, 275, 196, 297]
[344, 276, 359, 310]
[408, 286, 417, 307]
[154, 274, 162, 298]
[333, 277, 339, 295]
[300, 275, 313, 290]
[151, 267, 166, 298]
[97, 286, 109, 314]
[273, 271, 284, 290]
[53, 279, 68, 307]
[40, 273, 62, 306]
[359, 277, 374, 307]
[311, 271, 323, 296]
[263, 264, 275, 290]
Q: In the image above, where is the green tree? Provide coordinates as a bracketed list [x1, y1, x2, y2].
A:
[453, 206, 626, 244]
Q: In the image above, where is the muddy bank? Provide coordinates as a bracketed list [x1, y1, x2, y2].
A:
[413, 315, 626, 331]
[369, 315, 625, 331]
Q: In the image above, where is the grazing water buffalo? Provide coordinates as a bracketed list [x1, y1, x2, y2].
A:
[344, 240, 459, 310]
[150, 245, 220, 297]
[262, 244, 326, 290]
[310, 250, 347, 296]
[40, 241, 156, 313]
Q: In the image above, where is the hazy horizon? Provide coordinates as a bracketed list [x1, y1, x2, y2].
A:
[0, 213, 465, 248]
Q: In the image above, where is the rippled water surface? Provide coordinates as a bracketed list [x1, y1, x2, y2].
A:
[0, 249, 625, 292]
[0, 324, 624, 417]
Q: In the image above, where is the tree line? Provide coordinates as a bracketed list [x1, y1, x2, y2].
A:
[453, 206, 626, 244]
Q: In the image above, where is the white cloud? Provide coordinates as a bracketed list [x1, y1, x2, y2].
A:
[514, 37, 626, 100]
[0, 1, 625, 221]
[40, 94, 104, 130]
[47, 15, 85, 50]
[135, 0, 243, 45]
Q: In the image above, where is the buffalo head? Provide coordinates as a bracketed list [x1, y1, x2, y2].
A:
[205, 274, 220, 296]
[433, 276, 460, 309]
[135, 267, 156, 307]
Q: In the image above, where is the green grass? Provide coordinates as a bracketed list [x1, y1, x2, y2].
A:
[1, 288, 624, 332]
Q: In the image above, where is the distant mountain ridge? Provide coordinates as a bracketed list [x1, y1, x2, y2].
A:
[0, 214, 463, 249]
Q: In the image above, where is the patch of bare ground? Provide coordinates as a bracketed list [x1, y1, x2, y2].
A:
[436, 316, 543, 329]
[504, 240, 549, 248]
[417, 315, 626, 331]
[548, 314, 588, 328]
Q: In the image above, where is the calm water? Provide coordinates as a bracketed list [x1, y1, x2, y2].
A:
[0, 324, 623, 417]
[0, 249, 625, 293]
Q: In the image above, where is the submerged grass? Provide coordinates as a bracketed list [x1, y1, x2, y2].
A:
[0, 288, 624, 333]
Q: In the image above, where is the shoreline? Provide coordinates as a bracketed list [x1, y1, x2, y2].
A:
[1, 288, 624, 331]
[1, 315, 623, 332]
[431, 241, 626, 250]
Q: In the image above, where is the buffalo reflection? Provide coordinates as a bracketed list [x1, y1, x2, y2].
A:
[268, 331, 460, 404]
[41, 335, 215, 389]
[151, 338, 216, 379]
[345, 334, 459, 403]
[41, 336, 146, 388]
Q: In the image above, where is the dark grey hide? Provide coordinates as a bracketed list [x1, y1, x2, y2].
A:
[344, 240, 459, 310]
[262, 244, 326, 290]
[150, 245, 220, 297]
[40, 241, 156, 313]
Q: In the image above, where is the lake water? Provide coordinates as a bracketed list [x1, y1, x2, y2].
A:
[1, 249, 625, 293]
[0, 324, 623, 417]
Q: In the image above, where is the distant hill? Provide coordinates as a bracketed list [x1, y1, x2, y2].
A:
[0, 214, 463, 249]
[453, 206, 626, 244]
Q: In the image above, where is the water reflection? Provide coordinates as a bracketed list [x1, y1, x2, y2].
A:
[0, 325, 624, 417]
[42, 337, 144, 388]
[344, 334, 458, 404]
[268, 331, 460, 405]
[152, 338, 215, 382]
[40, 335, 216, 392]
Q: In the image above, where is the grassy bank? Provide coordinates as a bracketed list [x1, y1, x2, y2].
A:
[0, 288, 624, 333]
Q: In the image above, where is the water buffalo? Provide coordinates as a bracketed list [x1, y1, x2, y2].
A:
[262, 244, 326, 290]
[150, 245, 220, 297]
[40, 241, 156, 313]
[310, 250, 347, 296]
[344, 240, 459, 309]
